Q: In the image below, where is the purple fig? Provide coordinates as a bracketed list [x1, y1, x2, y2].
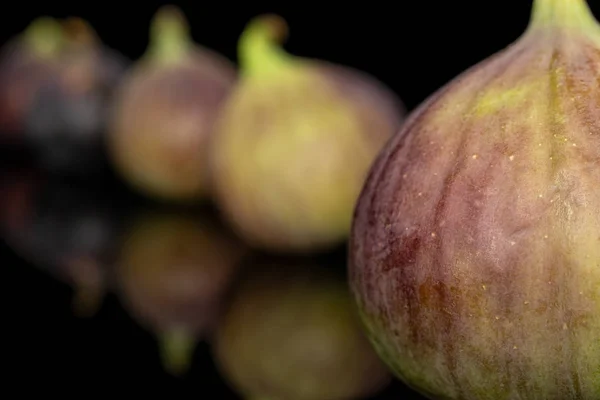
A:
[212, 256, 391, 400]
[107, 5, 237, 202]
[209, 14, 405, 254]
[23, 17, 130, 176]
[0, 17, 63, 144]
[350, 0, 600, 399]
[114, 208, 245, 376]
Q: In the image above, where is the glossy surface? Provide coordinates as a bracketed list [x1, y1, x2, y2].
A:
[0, 154, 425, 398]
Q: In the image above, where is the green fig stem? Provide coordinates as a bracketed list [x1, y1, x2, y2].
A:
[238, 14, 294, 78]
[22, 17, 64, 58]
[158, 327, 197, 376]
[146, 5, 192, 64]
[528, 0, 599, 32]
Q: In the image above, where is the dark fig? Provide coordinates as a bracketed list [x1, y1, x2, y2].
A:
[213, 255, 391, 400]
[23, 17, 130, 175]
[114, 208, 245, 376]
[0, 17, 63, 144]
[0, 167, 129, 317]
[107, 5, 237, 202]
[209, 14, 405, 254]
[350, 0, 600, 399]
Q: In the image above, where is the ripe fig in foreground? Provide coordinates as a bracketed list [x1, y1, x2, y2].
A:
[107, 5, 236, 202]
[212, 255, 391, 400]
[114, 208, 245, 376]
[350, 0, 600, 399]
[24, 17, 130, 176]
[209, 14, 405, 253]
[0, 17, 63, 144]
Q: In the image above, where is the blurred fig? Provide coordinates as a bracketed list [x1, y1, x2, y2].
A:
[0, 167, 129, 317]
[114, 208, 245, 376]
[213, 255, 391, 400]
[0, 17, 63, 144]
[349, 0, 600, 399]
[23, 17, 130, 176]
[107, 5, 237, 202]
[209, 14, 405, 254]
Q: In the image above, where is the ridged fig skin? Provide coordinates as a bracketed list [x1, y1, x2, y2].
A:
[213, 256, 392, 400]
[350, 26, 600, 400]
[210, 60, 404, 253]
[108, 50, 236, 201]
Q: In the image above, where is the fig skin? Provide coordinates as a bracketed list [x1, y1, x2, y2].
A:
[212, 255, 392, 400]
[0, 17, 63, 144]
[114, 208, 245, 376]
[107, 5, 237, 202]
[349, 1, 600, 399]
[209, 14, 405, 254]
[23, 17, 130, 176]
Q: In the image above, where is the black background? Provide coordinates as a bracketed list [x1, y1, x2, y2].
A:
[1, 0, 598, 397]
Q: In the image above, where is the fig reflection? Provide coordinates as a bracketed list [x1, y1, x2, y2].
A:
[114, 206, 246, 376]
[212, 254, 392, 400]
[0, 166, 129, 317]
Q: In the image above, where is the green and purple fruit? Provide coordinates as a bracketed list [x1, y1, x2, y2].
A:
[0, 17, 63, 143]
[108, 5, 236, 201]
[209, 14, 405, 253]
[350, 0, 600, 399]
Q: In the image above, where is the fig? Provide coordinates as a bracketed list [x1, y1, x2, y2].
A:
[107, 5, 237, 202]
[0, 167, 129, 317]
[24, 17, 130, 175]
[212, 255, 391, 400]
[114, 207, 245, 376]
[209, 14, 405, 253]
[349, 0, 600, 399]
[0, 17, 63, 144]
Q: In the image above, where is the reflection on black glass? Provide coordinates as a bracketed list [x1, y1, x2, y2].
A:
[0, 166, 129, 316]
[114, 206, 246, 376]
[212, 254, 392, 400]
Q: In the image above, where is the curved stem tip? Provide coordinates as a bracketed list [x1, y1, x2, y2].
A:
[238, 14, 293, 77]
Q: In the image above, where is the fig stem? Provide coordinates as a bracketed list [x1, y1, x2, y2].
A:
[158, 327, 197, 376]
[528, 0, 599, 31]
[147, 5, 192, 64]
[22, 17, 64, 58]
[238, 14, 293, 77]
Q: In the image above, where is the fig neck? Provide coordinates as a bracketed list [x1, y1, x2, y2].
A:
[238, 14, 295, 79]
[146, 6, 193, 65]
[527, 0, 600, 33]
